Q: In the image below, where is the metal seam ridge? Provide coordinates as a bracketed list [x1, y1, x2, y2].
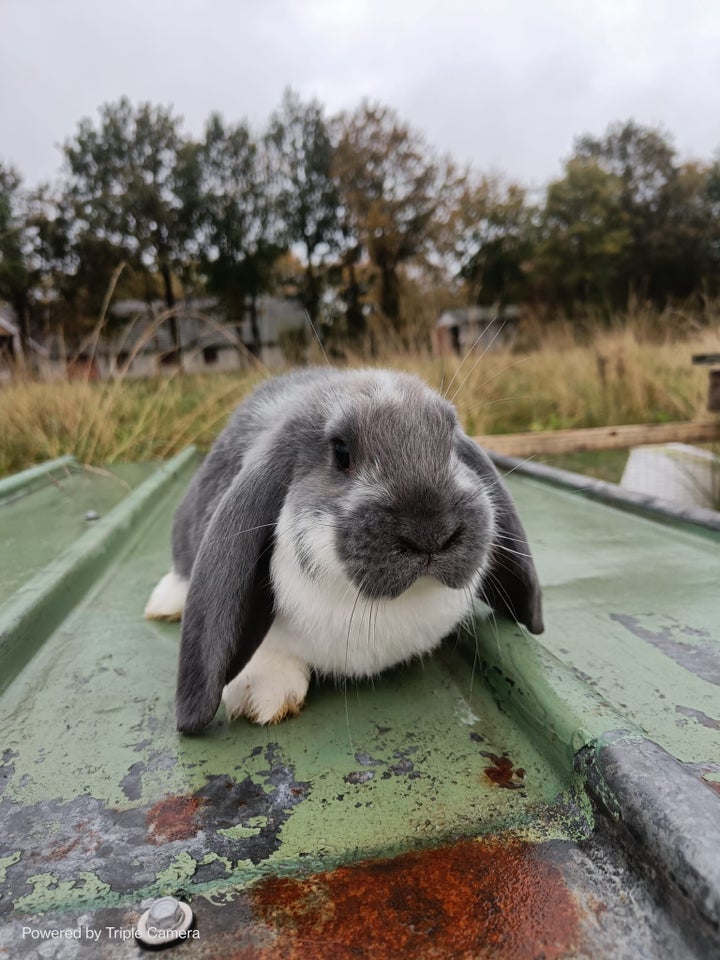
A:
[582, 738, 720, 952]
[0, 447, 198, 696]
[466, 614, 720, 951]
[487, 452, 720, 534]
[0, 455, 77, 504]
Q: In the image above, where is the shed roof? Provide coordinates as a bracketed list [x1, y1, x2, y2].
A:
[436, 306, 521, 328]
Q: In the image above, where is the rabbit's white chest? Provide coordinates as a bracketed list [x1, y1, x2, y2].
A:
[270, 505, 478, 677]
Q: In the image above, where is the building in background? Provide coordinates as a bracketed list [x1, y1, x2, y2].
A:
[432, 305, 521, 357]
[0, 305, 49, 380]
[9, 296, 307, 380]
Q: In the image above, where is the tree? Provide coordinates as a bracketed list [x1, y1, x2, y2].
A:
[333, 103, 443, 330]
[574, 121, 678, 301]
[653, 161, 719, 299]
[451, 174, 534, 305]
[63, 98, 199, 357]
[532, 159, 631, 308]
[0, 165, 51, 356]
[266, 89, 340, 324]
[706, 157, 720, 291]
[195, 114, 284, 353]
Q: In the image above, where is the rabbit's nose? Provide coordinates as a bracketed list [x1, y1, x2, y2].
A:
[397, 524, 464, 556]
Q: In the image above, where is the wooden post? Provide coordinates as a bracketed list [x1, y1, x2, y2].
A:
[692, 353, 720, 413]
[475, 420, 720, 457]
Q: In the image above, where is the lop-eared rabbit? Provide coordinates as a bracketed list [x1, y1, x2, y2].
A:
[145, 368, 543, 732]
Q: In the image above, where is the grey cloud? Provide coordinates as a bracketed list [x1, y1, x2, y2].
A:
[1, 0, 718, 189]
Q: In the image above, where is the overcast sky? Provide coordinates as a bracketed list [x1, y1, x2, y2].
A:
[2, 0, 719, 192]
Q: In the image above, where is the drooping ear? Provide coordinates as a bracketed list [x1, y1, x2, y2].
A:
[455, 434, 544, 635]
[175, 459, 288, 733]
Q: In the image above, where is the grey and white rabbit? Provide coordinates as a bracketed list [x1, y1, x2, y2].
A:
[145, 368, 543, 733]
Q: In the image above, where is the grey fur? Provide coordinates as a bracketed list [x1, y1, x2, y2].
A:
[172, 368, 543, 733]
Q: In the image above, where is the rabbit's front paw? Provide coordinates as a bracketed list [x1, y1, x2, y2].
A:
[222, 647, 310, 725]
[145, 570, 188, 622]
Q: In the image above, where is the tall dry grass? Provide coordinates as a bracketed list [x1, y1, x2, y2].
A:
[1, 316, 718, 478]
[0, 373, 263, 477]
[426, 322, 718, 437]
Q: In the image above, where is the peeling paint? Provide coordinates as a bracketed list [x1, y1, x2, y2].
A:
[482, 753, 527, 791]
[13, 870, 113, 914]
[147, 794, 209, 844]
[675, 705, 720, 730]
[2, 459, 719, 957]
[0, 744, 309, 920]
[611, 613, 720, 686]
[0, 851, 21, 884]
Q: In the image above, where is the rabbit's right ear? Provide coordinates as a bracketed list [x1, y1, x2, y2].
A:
[175, 459, 289, 733]
[455, 433, 544, 635]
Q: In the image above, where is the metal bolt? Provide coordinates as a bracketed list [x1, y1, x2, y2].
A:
[136, 895, 193, 947]
[148, 896, 184, 929]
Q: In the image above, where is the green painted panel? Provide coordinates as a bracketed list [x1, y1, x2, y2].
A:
[0, 462, 156, 606]
[505, 476, 720, 767]
[1, 453, 718, 950]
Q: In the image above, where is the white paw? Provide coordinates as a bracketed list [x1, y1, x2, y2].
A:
[144, 570, 188, 622]
[222, 646, 310, 725]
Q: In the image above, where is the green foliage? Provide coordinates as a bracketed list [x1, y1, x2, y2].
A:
[267, 89, 339, 322]
[194, 113, 285, 350]
[60, 98, 202, 354]
[572, 120, 718, 303]
[0, 166, 32, 320]
[4, 104, 720, 355]
[63, 98, 197, 291]
[0, 165, 54, 352]
[453, 175, 534, 305]
[532, 159, 631, 306]
[333, 103, 446, 327]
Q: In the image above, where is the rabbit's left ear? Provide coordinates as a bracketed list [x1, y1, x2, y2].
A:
[175, 459, 289, 733]
[455, 434, 544, 634]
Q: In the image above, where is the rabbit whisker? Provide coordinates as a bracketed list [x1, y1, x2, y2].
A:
[201, 521, 279, 549]
[342, 576, 370, 755]
[462, 585, 481, 700]
[442, 328, 494, 400]
[492, 541, 535, 561]
[303, 309, 351, 423]
[481, 568, 520, 651]
[448, 319, 509, 407]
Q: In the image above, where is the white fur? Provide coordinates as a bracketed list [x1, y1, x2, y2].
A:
[180, 368, 505, 727]
[222, 628, 310, 724]
[144, 570, 188, 622]
[367, 368, 405, 403]
[343, 464, 392, 513]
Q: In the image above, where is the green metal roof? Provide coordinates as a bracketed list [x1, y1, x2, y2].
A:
[0, 452, 718, 958]
[506, 472, 720, 776]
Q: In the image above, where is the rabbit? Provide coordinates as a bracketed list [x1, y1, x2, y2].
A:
[145, 367, 543, 733]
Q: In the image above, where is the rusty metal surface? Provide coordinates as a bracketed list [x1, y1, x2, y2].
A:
[0, 830, 698, 959]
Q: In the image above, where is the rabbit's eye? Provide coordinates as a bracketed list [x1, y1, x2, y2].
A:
[332, 438, 351, 471]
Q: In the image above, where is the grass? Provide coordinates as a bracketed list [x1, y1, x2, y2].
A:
[425, 324, 716, 437]
[0, 372, 264, 477]
[1, 319, 719, 479]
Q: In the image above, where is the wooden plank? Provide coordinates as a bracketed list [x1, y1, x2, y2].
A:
[475, 420, 720, 457]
